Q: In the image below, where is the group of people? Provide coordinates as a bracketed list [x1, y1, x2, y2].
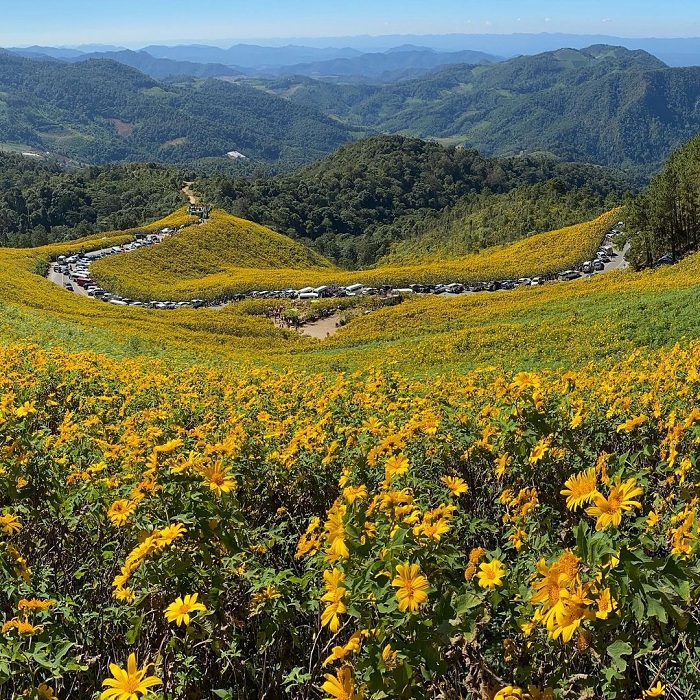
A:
[270, 304, 300, 329]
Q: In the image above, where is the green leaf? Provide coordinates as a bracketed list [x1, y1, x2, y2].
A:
[606, 640, 632, 671]
[453, 593, 481, 617]
[645, 596, 668, 623]
[631, 595, 645, 622]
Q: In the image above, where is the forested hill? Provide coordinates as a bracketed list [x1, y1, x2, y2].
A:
[0, 152, 185, 246]
[0, 51, 358, 167]
[263, 45, 700, 179]
[198, 135, 630, 267]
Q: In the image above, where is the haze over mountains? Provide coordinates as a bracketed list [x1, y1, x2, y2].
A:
[10, 32, 700, 70]
[9, 44, 501, 84]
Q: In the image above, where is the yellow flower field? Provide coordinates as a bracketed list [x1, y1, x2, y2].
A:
[2, 339, 700, 698]
[1, 199, 700, 696]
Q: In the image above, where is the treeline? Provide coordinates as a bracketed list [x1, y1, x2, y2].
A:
[380, 178, 623, 264]
[198, 135, 630, 267]
[626, 132, 700, 269]
[0, 153, 184, 246]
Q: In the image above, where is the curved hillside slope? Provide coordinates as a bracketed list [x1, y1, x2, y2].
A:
[90, 207, 618, 301]
[90, 208, 337, 298]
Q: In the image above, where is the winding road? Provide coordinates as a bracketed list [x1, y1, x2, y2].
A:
[44, 231, 630, 336]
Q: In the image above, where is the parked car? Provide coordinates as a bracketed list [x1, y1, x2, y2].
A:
[558, 270, 581, 281]
[654, 254, 674, 266]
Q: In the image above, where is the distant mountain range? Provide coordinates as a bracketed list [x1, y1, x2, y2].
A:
[10, 32, 700, 68]
[0, 51, 358, 166]
[260, 45, 700, 178]
[1, 44, 700, 179]
[6, 44, 500, 84]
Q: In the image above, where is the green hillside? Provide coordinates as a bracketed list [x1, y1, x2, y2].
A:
[0, 51, 358, 167]
[264, 45, 700, 179]
[380, 177, 622, 264]
[199, 135, 630, 267]
[89, 208, 337, 300]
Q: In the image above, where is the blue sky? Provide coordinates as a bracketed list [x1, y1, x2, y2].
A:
[2, 0, 700, 47]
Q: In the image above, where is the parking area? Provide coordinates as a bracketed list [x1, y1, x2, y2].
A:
[46, 225, 628, 310]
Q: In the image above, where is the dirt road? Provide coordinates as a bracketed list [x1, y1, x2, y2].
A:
[182, 182, 198, 205]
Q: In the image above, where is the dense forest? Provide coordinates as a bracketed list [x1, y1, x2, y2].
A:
[0, 153, 185, 246]
[199, 135, 630, 267]
[0, 51, 358, 168]
[626, 132, 700, 268]
[379, 178, 624, 264]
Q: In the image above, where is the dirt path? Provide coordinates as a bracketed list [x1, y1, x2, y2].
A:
[182, 182, 199, 205]
[299, 314, 343, 339]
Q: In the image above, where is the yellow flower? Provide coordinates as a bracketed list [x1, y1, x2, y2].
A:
[157, 523, 186, 546]
[508, 526, 527, 551]
[646, 511, 661, 529]
[250, 584, 282, 609]
[100, 653, 162, 700]
[37, 683, 57, 699]
[616, 414, 647, 432]
[107, 500, 137, 527]
[381, 643, 399, 669]
[2, 617, 43, 635]
[595, 588, 615, 619]
[547, 582, 593, 643]
[114, 587, 136, 604]
[342, 485, 368, 504]
[18, 598, 56, 612]
[199, 460, 237, 496]
[164, 593, 207, 627]
[528, 438, 549, 464]
[413, 515, 450, 541]
[643, 682, 665, 697]
[560, 467, 598, 510]
[384, 453, 409, 482]
[585, 477, 644, 530]
[530, 551, 580, 622]
[476, 559, 506, 589]
[321, 568, 347, 633]
[323, 630, 362, 666]
[15, 401, 36, 417]
[296, 517, 321, 559]
[392, 562, 429, 612]
[325, 503, 349, 560]
[494, 452, 510, 478]
[440, 475, 469, 496]
[494, 686, 524, 700]
[0, 513, 22, 535]
[154, 438, 183, 453]
[321, 666, 363, 700]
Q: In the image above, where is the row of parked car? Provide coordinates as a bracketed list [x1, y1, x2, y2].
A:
[52, 227, 622, 310]
[556, 230, 622, 281]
